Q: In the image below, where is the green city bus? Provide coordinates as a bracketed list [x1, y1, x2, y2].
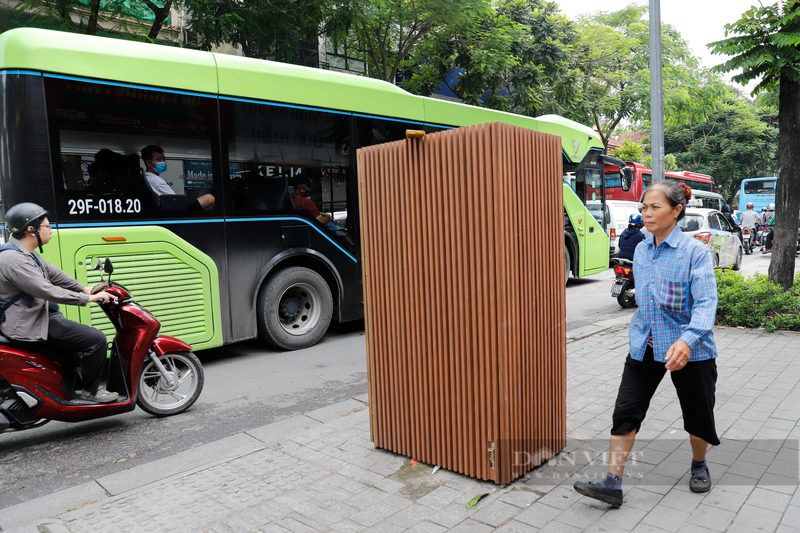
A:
[0, 28, 609, 351]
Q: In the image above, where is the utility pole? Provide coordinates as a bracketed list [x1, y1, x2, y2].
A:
[649, 0, 664, 183]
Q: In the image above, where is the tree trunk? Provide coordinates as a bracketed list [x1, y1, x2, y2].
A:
[768, 74, 800, 289]
[146, 0, 173, 40]
[86, 0, 101, 35]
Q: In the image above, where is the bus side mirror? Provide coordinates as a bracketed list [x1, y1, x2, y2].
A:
[621, 167, 633, 192]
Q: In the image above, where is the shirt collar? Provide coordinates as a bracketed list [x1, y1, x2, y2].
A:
[645, 224, 683, 249]
[8, 236, 33, 256]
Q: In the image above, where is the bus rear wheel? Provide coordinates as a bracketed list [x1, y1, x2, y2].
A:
[258, 267, 333, 350]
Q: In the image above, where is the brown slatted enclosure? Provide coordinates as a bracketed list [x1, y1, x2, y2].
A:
[357, 122, 566, 485]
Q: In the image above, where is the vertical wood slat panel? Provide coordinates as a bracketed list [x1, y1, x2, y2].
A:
[358, 123, 565, 484]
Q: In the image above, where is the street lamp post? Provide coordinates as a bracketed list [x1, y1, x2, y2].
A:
[650, 0, 664, 183]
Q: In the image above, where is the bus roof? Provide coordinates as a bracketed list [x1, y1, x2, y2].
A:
[0, 27, 602, 163]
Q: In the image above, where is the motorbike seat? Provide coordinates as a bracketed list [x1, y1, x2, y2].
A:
[0, 333, 81, 368]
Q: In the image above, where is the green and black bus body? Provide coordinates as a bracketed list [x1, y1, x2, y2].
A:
[0, 28, 609, 352]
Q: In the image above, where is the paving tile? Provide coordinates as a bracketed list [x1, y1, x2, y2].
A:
[535, 486, 583, 511]
[514, 502, 563, 528]
[495, 519, 541, 532]
[685, 504, 736, 532]
[427, 502, 478, 529]
[639, 505, 690, 533]
[417, 486, 462, 510]
[448, 518, 497, 532]
[780, 505, 800, 531]
[727, 503, 784, 532]
[498, 489, 541, 509]
[385, 504, 433, 528]
[470, 501, 522, 527]
[553, 500, 605, 529]
[745, 487, 793, 513]
[349, 502, 400, 527]
[656, 487, 705, 513]
[537, 521, 583, 533]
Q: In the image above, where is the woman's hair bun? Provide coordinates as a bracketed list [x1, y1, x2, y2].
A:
[679, 183, 692, 201]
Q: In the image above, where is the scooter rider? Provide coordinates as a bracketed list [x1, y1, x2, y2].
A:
[617, 214, 646, 261]
[0, 203, 119, 403]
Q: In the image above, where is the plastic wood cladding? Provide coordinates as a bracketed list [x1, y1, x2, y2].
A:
[357, 122, 567, 485]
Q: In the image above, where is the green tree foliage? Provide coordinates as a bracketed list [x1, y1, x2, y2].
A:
[710, 0, 800, 289]
[610, 140, 645, 164]
[183, 0, 340, 61]
[664, 90, 778, 203]
[14, 0, 174, 40]
[345, 0, 485, 83]
[572, 5, 699, 152]
[400, 0, 582, 116]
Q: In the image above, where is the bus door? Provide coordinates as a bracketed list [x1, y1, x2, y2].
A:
[568, 153, 609, 275]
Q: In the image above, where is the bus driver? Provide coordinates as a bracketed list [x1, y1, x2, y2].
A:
[142, 145, 216, 213]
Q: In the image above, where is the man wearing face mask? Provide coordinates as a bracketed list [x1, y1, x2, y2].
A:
[141, 145, 215, 213]
[291, 174, 337, 231]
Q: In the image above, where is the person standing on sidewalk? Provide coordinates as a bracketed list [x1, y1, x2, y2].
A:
[574, 182, 720, 508]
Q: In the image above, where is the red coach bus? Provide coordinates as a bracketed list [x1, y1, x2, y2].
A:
[589, 162, 714, 202]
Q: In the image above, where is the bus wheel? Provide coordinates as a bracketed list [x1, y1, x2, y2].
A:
[258, 267, 333, 350]
[564, 246, 571, 285]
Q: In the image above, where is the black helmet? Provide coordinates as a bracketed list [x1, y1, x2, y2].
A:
[5, 202, 48, 234]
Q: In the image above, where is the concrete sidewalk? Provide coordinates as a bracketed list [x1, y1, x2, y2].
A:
[2, 324, 799, 533]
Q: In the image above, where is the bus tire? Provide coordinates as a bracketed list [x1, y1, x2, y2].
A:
[564, 246, 571, 285]
[257, 266, 333, 350]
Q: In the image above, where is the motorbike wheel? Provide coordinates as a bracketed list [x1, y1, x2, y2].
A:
[137, 351, 204, 417]
[617, 291, 636, 308]
[731, 247, 743, 271]
[258, 267, 333, 350]
[744, 238, 751, 255]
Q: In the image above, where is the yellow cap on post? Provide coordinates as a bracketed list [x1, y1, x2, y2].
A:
[406, 130, 426, 139]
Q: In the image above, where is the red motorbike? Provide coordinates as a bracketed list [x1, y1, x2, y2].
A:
[0, 258, 204, 432]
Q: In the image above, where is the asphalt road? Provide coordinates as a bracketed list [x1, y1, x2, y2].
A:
[0, 249, 793, 510]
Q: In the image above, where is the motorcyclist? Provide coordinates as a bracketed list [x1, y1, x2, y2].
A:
[617, 214, 646, 261]
[720, 204, 743, 243]
[0, 203, 119, 403]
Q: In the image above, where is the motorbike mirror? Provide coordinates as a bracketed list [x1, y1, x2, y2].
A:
[103, 257, 113, 275]
[92, 257, 102, 271]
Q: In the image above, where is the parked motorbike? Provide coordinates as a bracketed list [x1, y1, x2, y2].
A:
[612, 258, 636, 308]
[0, 258, 204, 432]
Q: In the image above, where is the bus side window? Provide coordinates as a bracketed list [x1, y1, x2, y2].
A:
[220, 99, 352, 229]
[44, 77, 220, 222]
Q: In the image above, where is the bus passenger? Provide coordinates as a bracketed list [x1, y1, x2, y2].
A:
[292, 174, 337, 232]
[142, 145, 216, 213]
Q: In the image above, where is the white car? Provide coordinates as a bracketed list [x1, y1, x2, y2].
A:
[678, 208, 743, 270]
[587, 200, 643, 259]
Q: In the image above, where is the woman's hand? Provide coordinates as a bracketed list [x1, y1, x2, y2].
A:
[665, 339, 691, 371]
[82, 286, 92, 295]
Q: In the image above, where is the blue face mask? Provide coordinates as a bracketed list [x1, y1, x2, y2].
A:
[153, 161, 167, 173]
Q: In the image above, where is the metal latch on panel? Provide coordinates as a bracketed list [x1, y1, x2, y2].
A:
[488, 442, 496, 471]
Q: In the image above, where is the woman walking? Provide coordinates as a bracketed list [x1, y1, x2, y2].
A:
[574, 182, 720, 508]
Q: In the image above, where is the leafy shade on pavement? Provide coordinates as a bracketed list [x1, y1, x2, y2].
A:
[716, 270, 800, 332]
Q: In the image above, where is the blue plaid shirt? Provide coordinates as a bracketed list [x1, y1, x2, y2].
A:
[630, 224, 718, 362]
